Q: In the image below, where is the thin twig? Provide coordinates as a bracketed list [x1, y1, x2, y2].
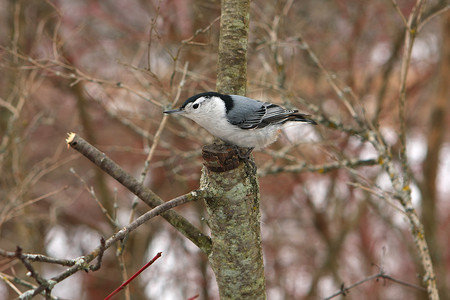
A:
[418, 4, 449, 32]
[139, 62, 189, 184]
[70, 168, 117, 227]
[103, 252, 162, 300]
[295, 35, 360, 124]
[89, 237, 106, 272]
[1, 46, 163, 107]
[346, 182, 406, 215]
[324, 271, 426, 300]
[0, 249, 75, 266]
[0, 272, 60, 300]
[390, 0, 410, 29]
[124, 62, 191, 254]
[1, 186, 68, 225]
[0, 273, 23, 296]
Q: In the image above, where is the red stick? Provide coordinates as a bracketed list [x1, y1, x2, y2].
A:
[104, 252, 162, 300]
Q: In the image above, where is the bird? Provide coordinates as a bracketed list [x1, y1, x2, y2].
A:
[164, 92, 317, 152]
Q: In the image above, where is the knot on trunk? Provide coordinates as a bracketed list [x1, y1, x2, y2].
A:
[202, 144, 243, 172]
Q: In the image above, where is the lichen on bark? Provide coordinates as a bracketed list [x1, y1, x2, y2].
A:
[200, 158, 265, 299]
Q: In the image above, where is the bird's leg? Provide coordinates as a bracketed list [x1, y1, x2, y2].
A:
[237, 146, 254, 160]
[231, 146, 256, 174]
[229, 145, 254, 159]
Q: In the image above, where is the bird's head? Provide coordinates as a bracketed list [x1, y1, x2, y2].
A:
[164, 92, 233, 123]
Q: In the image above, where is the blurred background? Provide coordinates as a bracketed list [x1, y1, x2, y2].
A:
[0, 0, 449, 299]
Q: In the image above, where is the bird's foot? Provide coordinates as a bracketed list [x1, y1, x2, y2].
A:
[231, 146, 256, 174]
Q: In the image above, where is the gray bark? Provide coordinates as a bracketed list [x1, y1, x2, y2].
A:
[201, 145, 266, 299]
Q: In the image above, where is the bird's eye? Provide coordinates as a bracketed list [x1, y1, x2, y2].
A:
[193, 103, 199, 109]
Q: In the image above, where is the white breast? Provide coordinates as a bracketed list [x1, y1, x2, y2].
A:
[190, 113, 281, 148]
[184, 96, 282, 149]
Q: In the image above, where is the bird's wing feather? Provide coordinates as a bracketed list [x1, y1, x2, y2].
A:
[226, 96, 301, 130]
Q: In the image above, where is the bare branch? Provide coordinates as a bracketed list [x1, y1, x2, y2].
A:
[65, 132, 212, 254]
[259, 158, 378, 176]
[1, 190, 204, 299]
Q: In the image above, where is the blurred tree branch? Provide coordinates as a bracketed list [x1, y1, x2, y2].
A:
[0, 189, 201, 298]
[420, 10, 450, 300]
[1, 1, 448, 299]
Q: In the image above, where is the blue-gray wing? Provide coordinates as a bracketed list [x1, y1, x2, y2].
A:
[226, 95, 315, 130]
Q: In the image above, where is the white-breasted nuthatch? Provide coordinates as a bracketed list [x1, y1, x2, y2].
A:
[164, 92, 317, 150]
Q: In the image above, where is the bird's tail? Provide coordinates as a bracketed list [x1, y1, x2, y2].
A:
[288, 112, 317, 125]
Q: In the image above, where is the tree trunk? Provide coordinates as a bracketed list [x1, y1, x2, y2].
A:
[216, 0, 250, 96]
[201, 145, 266, 299]
[201, 0, 266, 298]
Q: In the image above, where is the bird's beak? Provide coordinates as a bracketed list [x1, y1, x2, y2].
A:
[163, 108, 185, 115]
